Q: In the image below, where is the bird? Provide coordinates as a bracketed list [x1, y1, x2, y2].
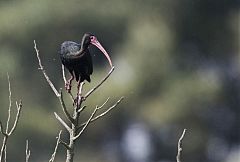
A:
[60, 33, 113, 93]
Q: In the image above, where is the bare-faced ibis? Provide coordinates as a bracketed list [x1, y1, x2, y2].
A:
[60, 33, 113, 92]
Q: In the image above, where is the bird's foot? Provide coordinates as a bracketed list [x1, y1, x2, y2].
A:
[73, 95, 80, 107]
[73, 95, 85, 107]
[65, 82, 72, 93]
[73, 97, 78, 106]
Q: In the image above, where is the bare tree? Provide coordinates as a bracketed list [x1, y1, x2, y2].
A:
[34, 40, 124, 162]
[0, 74, 23, 162]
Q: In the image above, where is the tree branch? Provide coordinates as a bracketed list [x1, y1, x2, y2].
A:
[77, 105, 86, 113]
[58, 90, 74, 123]
[0, 137, 8, 162]
[8, 101, 22, 135]
[59, 139, 70, 150]
[176, 129, 187, 162]
[0, 76, 23, 162]
[84, 67, 115, 100]
[62, 65, 67, 84]
[6, 73, 12, 133]
[78, 97, 124, 129]
[34, 40, 60, 97]
[0, 122, 7, 137]
[54, 113, 71, 133]
[73, 106, 99, 141]
[25, 140, 30, 162]
[98, 97, 110, 109]
[49, 130, 62, 162]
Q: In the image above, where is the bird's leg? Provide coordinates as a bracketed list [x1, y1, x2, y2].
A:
[65, 75, 74, 93]
[74, 81, 84, 107]
[76, 81, 81, 107]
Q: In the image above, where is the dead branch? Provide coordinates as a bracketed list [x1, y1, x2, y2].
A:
[5, 74, 11, 133]
[176, 129, 187, 162]
[78, 97, 124, 129]
[54, 113, 71, 133]
[62, 65, 67, 84]
[34, 40, 60, 97]
[84, 67, 115, 100]
[59, 139, 70, 150]
[77, 105, 86, 113]
[0, 122, 7, 137]
[25, 140, 30, 162]
[0, 76, 23, 162]
[58, 90, 74, 123]
[98, 97, 110, 109]
[73, 106, 99, 141]
[49, 130, 62, 162]
[8, 101, 22, 135]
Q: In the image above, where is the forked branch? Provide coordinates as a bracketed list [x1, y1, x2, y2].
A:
[84, 67, 115, 100]
[0, 75, 23, 162]
[78, 97, 124, 129]
[73, 106, 99, 141]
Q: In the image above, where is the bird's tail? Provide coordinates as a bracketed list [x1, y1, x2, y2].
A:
[79, 74, 91, 83]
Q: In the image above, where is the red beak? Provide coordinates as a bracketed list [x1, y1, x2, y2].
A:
[90, 36, 113, 67]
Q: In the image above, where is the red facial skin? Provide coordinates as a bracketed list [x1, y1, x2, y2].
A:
[90, 36, 113, 67]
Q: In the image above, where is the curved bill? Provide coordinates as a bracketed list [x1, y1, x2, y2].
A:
[90, 36, 113, 67]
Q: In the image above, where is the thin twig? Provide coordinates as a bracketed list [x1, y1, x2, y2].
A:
[98, 97, 110, 109]
[58, 90, 74, 123]
[84, 67, 115, 100]
[34, 40, 60, 97]
[25, 140, 30, 162]
[3, 145, 6, 162]
[6, 74, 12, 133]
[176, 129, 187, 162]
[49, 130, 62, 162]
[62, 65, 67, 84]
[54, 113, 71, 133]
[78, 97, 124, 129]
[8, 101, 22, 135]
[0, 76, 23, 162]
[0, 122, 7, 137]
[73, 106, 99, 141]
[59, 139, 70, 150]
[77, 105, 86, 113]
[0, 137, 7, 162]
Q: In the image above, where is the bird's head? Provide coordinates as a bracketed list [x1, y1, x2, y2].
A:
[81, 33, 92, 48]
[82, 33, 113, 67]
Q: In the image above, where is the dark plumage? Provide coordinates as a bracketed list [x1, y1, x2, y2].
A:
[60, 41, 93, 82]
[59, 33, 113, 92]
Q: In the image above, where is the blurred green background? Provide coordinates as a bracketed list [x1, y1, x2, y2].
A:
[0, 0, 239, 162]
